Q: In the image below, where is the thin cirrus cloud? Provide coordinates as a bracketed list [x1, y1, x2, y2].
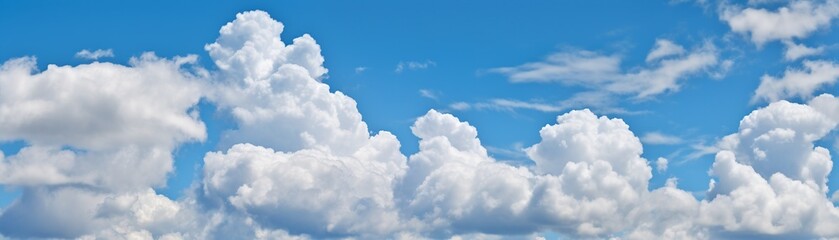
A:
[418, 89, 439, 100]
[641, 132, 684, 145]
[3, 9, 839, 240]
[490, 39, 721, 99]
[471, 41, 719, 115]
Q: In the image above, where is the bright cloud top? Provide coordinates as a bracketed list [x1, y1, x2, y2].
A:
[1, 10, 839, 240]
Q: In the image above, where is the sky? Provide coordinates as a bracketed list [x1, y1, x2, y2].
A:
[1, 0, 839, 239]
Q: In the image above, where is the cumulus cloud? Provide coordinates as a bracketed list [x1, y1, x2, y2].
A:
[698, 94, 839, 238]
[491, 40, 719, 99]
[656, 157, 669, 172]
[0, 52, 206, 238]
[753, 60, 839, 103]
[720, 0, 839, 46]
[401, 109, 690, 238]
[5, 8, 839, 240]
[195, 10, 409, 238]
[75, 49, 114, 60]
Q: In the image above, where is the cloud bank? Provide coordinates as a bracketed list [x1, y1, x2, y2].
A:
[1, 10, 839, 240]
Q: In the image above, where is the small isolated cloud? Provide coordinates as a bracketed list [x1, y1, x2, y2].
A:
[783, 40, 824, 61]
[720, 0, 839, 46]
[460, 92, 644, 116]
[395, 60, 435, 73]
[641, 132, 684, 145]
[656, 157, 669, 172]
[74, 49, 114, 60]
[355, 66, 367, 74]
[449, 102, 471, 110]
[753, 60, 839, 103]
[418, 89, 439, 100]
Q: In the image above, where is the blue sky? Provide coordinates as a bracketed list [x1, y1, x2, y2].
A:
[2, 0, 839, 239]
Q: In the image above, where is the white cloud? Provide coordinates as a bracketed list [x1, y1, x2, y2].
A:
[449, 102, 471, 111]
[720, 0, 839, 46]
[491, 40, 719, 99]
[491, 50, 621, 84]
[419, 89, 438, 100]
[75, 49, 114, 60]
[201, 142, 405, 237]
[462, 92, 643, 115]
[198, 10, 407, 238]
[480, 99, 564, 112]
[395, 60, 435, 73]
[646, 39, 686, 62]
[783, 40, 825, 61]
[0, 52, 205, 238]
[355, 66, 367, 73]
[656, 157, 669, 172]
[697, 95, 839, 237]
[641, 132, 684, 145]
[753, 60, 839, 103]
[6, 8, 839, 240]
[402, 109, 686, 238]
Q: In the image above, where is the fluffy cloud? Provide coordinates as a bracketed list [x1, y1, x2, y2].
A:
[698, 94, 839, 238]
[656, 157, 669, 172]
[401, 110, 536, 236]
[5, 8, 839, 240]
[195, 10, 407, 238]
[0, 52, 206, 238]
[720, 0, 839, 46]
[753, 60, 839, 103]
[524, 109, 655, 237]
[491, 40, 719, 99]
[401, 109, 684, 238]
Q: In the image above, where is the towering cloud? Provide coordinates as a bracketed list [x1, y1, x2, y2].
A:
[2, 9, 839, 240]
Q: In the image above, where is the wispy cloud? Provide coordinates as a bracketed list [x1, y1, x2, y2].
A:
[490, 40, 721, 99]
[354, 66, 368, 74]
[641, 132, 684, 145]
[451, 92, 646, 115]
[449, 102, 471, 110]
[419, 89, 439, 100]
[75, 49, 114, 60]
[396, 60, 435, 73]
